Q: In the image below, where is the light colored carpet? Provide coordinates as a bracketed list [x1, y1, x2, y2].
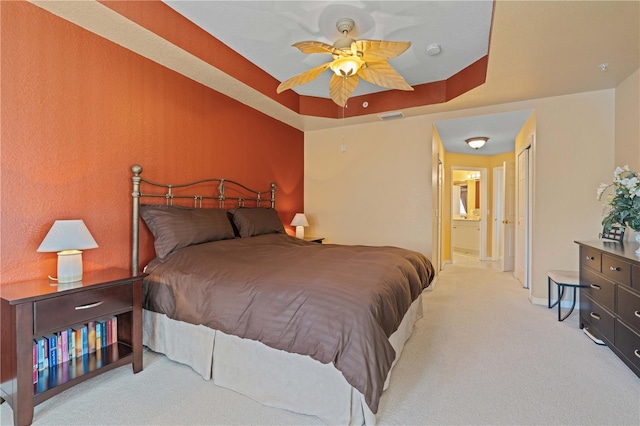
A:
[2, 260, 639, 425]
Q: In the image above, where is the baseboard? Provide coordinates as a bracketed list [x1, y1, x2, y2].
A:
[531, 296, 582, 309]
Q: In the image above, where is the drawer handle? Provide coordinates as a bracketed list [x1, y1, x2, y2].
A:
[635, 311, 640, 318]
[609, 266, 621, 271]
[635, 350, 640, 360]
[586, 256, 594, 260]
[75, 301, 104, 310]
[590, 284, 601, 290]
[590, 312, 601, 320]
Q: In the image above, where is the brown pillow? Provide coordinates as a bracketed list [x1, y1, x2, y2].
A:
[230, 208, 285, 238]
[140, 205, 235, 259]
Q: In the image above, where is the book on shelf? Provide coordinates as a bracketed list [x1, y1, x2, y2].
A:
[73, 326, 83, 358]
[45, 333, 57, 368]
[33, 340, 38, 384]
[35, 336, 47, 371]
[88, 321, 96, 353]
[102, 321, 108, 347]
[56, 332, 62, 363]
[81, 325, 88, 356]
[110, 316, 118, 345]
[106, 318, 113, 345]
[95, 320, 102, 350]
[60, 329, 69, 363]
[67, 327, 75, 360]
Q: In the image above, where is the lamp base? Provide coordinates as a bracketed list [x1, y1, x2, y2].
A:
[295, 226, 305, 239]
[57, 250, 84, 283]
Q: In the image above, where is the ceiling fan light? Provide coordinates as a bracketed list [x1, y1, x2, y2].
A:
[465, 137, 489, 149]
[330, 56, 363, 77]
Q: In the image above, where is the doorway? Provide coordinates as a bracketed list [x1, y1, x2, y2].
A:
[450, 167, 487, 262]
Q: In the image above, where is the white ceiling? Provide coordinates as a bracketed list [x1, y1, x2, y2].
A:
[435, 110, 533, 155]
[164, 0, 493, 99]
[31, 1, 640, 156]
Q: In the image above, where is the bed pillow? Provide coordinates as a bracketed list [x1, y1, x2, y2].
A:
[140, 205, 235, 259]
[230, 207, 285, 238]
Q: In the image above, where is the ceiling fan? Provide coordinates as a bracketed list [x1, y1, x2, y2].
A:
[276, 18, 414, 107]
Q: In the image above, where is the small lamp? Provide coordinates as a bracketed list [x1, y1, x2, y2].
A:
[290, 213, 309, 239]
[37, 220, 98, 283]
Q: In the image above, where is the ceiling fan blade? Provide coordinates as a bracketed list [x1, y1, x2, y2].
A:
[355, 40, 411, 61]
[293, 41, 343, 56]
[357, 61, 414, 91]
[329, 74, 359, 107]
[276, 62, 331, 94]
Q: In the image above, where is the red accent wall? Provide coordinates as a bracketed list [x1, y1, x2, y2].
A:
[0, 2, 304, 284]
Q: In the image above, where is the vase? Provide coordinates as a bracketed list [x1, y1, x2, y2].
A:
[636, 232, 640, 255]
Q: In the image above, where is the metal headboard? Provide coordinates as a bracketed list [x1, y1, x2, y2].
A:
[131, 164, 276, 275]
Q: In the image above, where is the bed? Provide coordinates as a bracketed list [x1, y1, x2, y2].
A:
[130, 165, 435, 425]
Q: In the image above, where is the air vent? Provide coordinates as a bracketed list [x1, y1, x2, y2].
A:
[377, 111, 404, 121]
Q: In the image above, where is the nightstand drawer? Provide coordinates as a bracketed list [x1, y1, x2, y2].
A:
[34, 284, 132, 334]
[602, 254, 631, 286]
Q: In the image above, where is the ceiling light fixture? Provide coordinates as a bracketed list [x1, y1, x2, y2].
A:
[330, 55, 364, 77]
[465, 137, 489, 149]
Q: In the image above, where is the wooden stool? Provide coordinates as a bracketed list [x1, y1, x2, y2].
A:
[548, 270, 582, 321]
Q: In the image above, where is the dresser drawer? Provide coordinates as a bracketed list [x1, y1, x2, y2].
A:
[580, 267, 615, 310]
[617, 285, 640, 333]
[602, 254, 631, 286]
[580, 245, 601, 272]
[34, 284, 132, 335]
[581, 295, 615, 343]
[632, 264, 640, 291]
[614, 320, 640, 373]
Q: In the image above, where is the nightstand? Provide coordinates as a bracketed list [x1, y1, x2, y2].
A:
[0, 268, 146, 426]
[303, 236, 325, 244]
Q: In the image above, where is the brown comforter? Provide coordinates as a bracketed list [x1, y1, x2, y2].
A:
[143, 233, 434, 413]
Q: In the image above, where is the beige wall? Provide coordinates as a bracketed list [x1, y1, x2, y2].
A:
[306, 88, 617, 305]
[304, 118, 433, 256]
[615, 68, 640, 170]
[530, 90, 615, 303]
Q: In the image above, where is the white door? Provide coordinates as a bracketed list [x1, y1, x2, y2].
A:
[515, 146, 533, 289]
[437, 160, 443, 271]
[492, 167, 504, 261]
[501, 161, 516, 271]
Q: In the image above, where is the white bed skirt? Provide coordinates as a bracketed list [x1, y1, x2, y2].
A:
[143, 295, 423, 425]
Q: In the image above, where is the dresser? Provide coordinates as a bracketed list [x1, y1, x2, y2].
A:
[576, 241, 640, 377]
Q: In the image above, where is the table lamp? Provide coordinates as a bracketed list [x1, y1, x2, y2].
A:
[37, 220, 98, 283]
[290, 213, 309, 239]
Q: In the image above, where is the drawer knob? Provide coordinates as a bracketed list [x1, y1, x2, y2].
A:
[635, 311, 640, 319]
[590, 284, 601, 290]
[590, 312, 601, 320]
[74, 301, 104, 310]
[635, 350, 640, 360]
[586, 256, 594, 260]
[609, 266, 621, 271]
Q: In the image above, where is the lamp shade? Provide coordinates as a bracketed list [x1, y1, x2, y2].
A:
[37, 220, 98, 252]
[290, 213, 309, 227]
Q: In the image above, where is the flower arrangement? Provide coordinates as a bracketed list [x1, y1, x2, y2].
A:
[597, 166, 640, 232]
